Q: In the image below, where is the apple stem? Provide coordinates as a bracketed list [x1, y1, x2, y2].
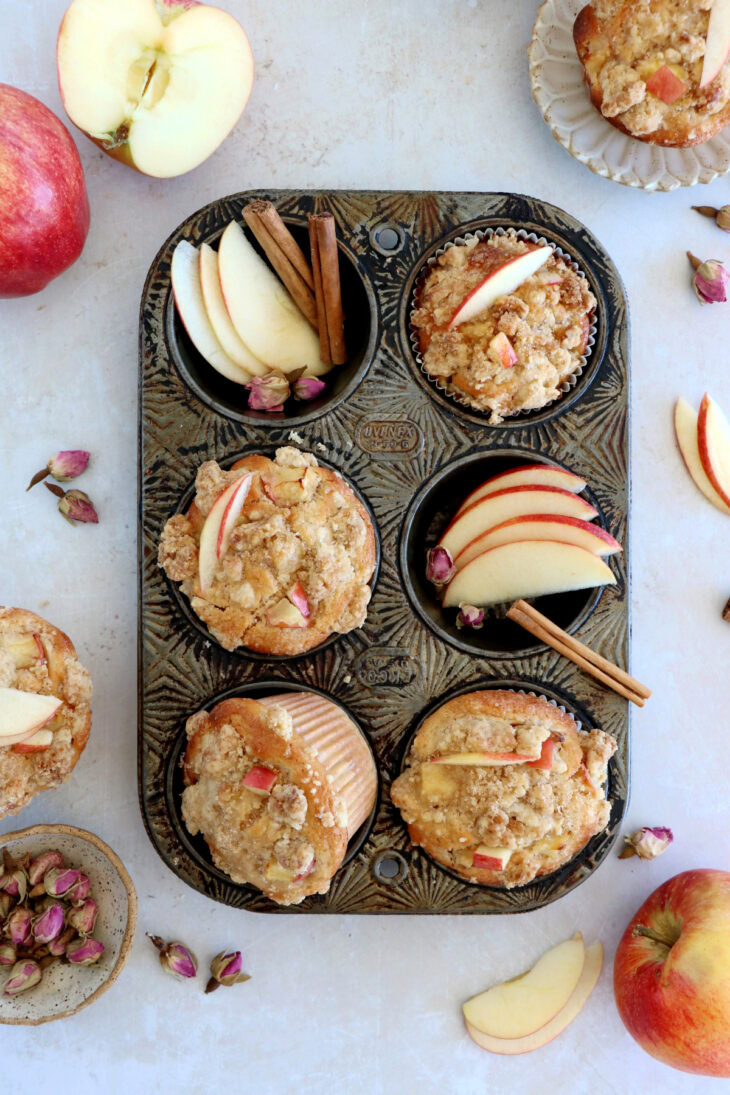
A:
[632, 924, 676, 949]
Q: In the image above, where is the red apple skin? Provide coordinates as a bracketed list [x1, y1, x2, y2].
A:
[614, 870, 730, 1076]
[0, 84, 89, 297]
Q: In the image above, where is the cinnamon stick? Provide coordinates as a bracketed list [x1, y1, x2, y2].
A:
[245, 199, 314, 289]
[242, 202, 318, 329]
[308, 212, 346, 365]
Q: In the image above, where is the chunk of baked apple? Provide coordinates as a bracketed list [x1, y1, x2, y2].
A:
[267, 598, 309, 628]
[242, 765, 278, 794]
[472, 846, 512, 871]
[11, 728, 54, 754]
[0, 688, 63, 742]
[429, 751, 538, 766]
[6, 634, 46, 669]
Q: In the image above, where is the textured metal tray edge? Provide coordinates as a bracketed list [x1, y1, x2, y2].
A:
[137, 189, 631, 914]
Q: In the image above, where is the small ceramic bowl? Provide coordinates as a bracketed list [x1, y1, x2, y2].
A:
[0, 824, 137, 1025]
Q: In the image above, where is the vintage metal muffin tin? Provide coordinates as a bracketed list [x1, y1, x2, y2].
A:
[138, 190, 630, 914]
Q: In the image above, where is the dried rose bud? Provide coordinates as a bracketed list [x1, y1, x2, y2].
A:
[692, 205, 730, 232]
[688, 252, 729, 303]
[3, 959, 41, 996]
[619, 826, 673, 861]
[65, 874, 90, 905]
[426, 546, 455, 585]
[48, 926, 75, 957]
[292, 377, 326, 402]
[246, 373, 290, 413]
[66, 938, 104, 966]
[55, 488, 99, 525]
[26, 450, 90, 491]
[456, 604, 484, 630]
[0, 870, 27, 902]
[28, 851, 65, 887]
[0, 942, 16, 966]
[43, 867, 81, 898]
[147, 934, 197, 980]
[5, 906, 32, 946]
[32, 902, 65, 945]
[67, 899, 97, 936]
[0, 894, 13, 920]
[205, 950, 250, 994]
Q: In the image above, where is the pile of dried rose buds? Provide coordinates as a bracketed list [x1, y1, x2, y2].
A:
[0, 847, 104, 997]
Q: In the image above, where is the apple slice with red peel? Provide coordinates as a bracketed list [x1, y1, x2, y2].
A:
[57, 0, 254, 178]
[527, 738, 554, 771]
[488, 332, 517, 368]
[674, 397, 730, 514]
[0, 688, 63, 741]
[456, 465, 586, 515]
[454, 515, 620, 570]
[199, 243, 267, 376]
[697, 393, 730, 509]
[12, 728, 54, 755]
[580, 762, 599, 796]
[439, 486, 598, 562]
[217, 221, 327, 376]
[466, 942, 603, 1054]
[6, 634, 46, 669]
[287, 582, 310, 618]
[443, 540, 616, 608]
[198, 473, 253, 593]
[267, 598, 309, 628]
[430, 751, 538, 766]
[463, 933, 586, 1040]
[171, 241, 251, 385]
[242, 765, 278, 794]
[700, 0, 730, 87]
[472, 846, 512, 871]
[448, 245, 552, 329]
[646, 65, 687, 103]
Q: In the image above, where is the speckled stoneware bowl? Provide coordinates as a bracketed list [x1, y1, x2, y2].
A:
[0, 825, 137, 1025]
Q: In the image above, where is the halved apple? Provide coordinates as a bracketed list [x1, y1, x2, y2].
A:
[57, 0, 254, 178]
[199, 244, 267, 376]
[700, 0, 730, 87]
[472, 846, 512, 871]
[455, 465, 587, 515]
[442, 540, 616, 608]
[198, 473, 253, 592]
[0, 688, 63, 742]
[697, 393, 730, 509]
[465, 942, 603, 1054]
[439, 486, 598, 562]
[462, 933, 585, 1040]
[171, 241, 251, 385]
[674, 397, 730, 514]
[267, 598, 309, 628]
[430, 751, 538, 766]
[12, 728, 54, 755]
[449, 245, 552, 329]
[454, 515, 620, 570]
[217, 222, 328, 376]
[646, 65, 687, 104]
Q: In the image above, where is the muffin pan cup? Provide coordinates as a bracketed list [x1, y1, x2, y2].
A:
[139, 190, 630, 914]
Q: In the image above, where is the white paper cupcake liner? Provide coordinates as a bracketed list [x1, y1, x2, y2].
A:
[409, 227, 597, 421]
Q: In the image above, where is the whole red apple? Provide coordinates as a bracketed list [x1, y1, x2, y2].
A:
[614, 869, 730, 1076]
[0, 84, 89, 297]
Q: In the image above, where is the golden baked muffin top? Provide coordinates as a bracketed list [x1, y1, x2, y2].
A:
[391, 691, 616, 889]
[182, 697, 348, 905]
[574, 0, 730, 146]
[411, 233, 595, 424]
[0, 607, 92, 819]
[158, 446, 377, 655]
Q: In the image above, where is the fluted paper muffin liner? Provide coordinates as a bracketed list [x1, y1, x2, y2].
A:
[259, 692, 377, 840]
[409, 227, 597, 421]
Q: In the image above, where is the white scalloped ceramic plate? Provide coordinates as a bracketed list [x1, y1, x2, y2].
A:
[529, 0, 730, 191]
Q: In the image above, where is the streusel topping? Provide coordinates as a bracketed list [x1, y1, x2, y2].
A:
[412, 233, 595, 423]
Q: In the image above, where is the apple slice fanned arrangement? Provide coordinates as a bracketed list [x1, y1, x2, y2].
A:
[463, 933, 603, 1055]
[675, 393, 730, 515]
[427, 464, 621, 615]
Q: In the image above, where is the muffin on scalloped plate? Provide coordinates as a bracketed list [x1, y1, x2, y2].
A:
[0, 608, 92, 819]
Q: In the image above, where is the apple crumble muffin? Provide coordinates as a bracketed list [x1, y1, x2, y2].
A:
[0, 607, 92, 819]
[158, 446, 377, 656]
[391, 690, 616, 889]
[574, 0, 730, 147]
[182, 696, 351, 905]
[411, 233, 595, 424]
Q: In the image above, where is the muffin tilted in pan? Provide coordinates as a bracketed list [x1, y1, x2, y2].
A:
[0, 607, 92, 819]
[574, 0, 730, 148]
[158, 445, 377, 656]
[411, 231, 596, 423]
[181, 694, 376, 905]
[391, 690, 616, 889]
